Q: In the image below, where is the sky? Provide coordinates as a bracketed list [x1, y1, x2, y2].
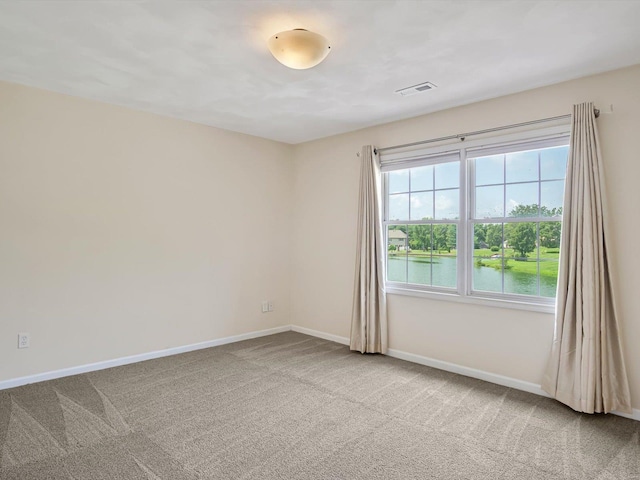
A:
[387, 145, 568, 221]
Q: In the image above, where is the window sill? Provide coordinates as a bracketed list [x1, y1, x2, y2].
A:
[385, 285, 556, 314]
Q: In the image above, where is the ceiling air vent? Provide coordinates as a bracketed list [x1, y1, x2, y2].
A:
[395, 82, 437, 96]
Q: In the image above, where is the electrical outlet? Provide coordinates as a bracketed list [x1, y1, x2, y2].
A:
[268, 301, 274, 312]
[261, 301, 269, 313]
[18, 333, 30, 349]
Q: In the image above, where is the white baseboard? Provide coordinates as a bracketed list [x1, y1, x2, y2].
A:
[288, 326, 545, 395]
[290, 325, 350, 346]
[610, 407, 640, 422]
[290, 325, 640, 422]
[385, 347, 549, 398]
[0, 325, 290, 391]
[2, 323, 638, 422]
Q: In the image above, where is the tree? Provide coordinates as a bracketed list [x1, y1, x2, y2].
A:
[389, 225, 407, 234]
[446, 225, 457, 251]
[508, 203, 539, 217]
[504, 204, 564, 254]
[506, 222, 536, 259]
[540, 221, 561, 248]
[485, 224, 503, 248]
[433, 224, 456, 253]
[474, 224, 486, 249]
[542, 206, 563, 217]
[508, 203, 563, 218]
[408, 224, 431, 251]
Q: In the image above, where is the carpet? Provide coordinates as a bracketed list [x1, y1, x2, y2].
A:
[0, 331, 638, 479]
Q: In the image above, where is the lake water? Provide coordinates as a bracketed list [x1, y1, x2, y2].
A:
[388, 255, 557, 297]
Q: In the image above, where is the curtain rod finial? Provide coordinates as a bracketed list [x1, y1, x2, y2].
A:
[594, 104, 614, 118]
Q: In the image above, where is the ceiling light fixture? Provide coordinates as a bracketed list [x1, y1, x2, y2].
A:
[267, 29, 331, 70]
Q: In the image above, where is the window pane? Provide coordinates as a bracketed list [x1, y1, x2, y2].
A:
[504, 263, 539, 296]
[408, 224, 432, 252]
[540, 222, 561, 297]
[475, 154, 504, 186]
[410, 192, 433, 220]
[434, 189, 459, 219]
[506, 150, 538, 183]
[506, 182, 538, 217]
[505, 222, 537, 261]
[407, 255, 432, 285]
[411, 165, 433, 191]
[473, 222, 560, 298]
[407, 225, 432, 286]
[475, 185, 504, 218]
[540, 260, 560, 297]
[539, 221, 561, 250]
[473, 223, 503, 293]
[480, 222, 504, 250]
[541, 180, 564, 216]
[435, 161, 459, 189]
[388, 193, 409, 220]
[541, 146, 569, 181]
[387, 226, 407, 282]
[431, 224, 457, 288]
[504, 222, 539, 296]
[389, 170, 409, 194]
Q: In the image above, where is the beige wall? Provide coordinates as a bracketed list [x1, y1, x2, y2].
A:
[0, 81, 293, 382]
[291, 65, 640, 409]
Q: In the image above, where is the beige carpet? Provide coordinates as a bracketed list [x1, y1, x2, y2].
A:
[0, 331, 638, 479]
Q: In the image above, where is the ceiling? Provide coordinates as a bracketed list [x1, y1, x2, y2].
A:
[1, 1, 640, 144]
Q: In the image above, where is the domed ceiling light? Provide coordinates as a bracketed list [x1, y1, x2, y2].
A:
[267, 29, 331, 70]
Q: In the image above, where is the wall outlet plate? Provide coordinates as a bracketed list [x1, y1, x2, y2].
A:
[18, 333, 30, 349]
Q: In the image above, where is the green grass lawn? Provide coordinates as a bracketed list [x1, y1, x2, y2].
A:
[388, 250, 455, 263]
[474, 247, 559, 259]
[389, 247, 559, 278]
[475, 247, 559, 277]
[406, 249, 457, 257]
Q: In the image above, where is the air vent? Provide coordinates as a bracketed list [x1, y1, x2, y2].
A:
[395, 82, 437, 96]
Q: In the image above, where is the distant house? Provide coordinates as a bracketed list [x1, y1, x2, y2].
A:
[388, 229, 408, 250]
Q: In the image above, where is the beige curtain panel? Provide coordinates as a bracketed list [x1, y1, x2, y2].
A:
[542, 102, 631, 414]
[350, 145, 388, 354]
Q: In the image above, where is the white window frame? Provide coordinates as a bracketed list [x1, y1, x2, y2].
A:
[381, 124, 571, 313]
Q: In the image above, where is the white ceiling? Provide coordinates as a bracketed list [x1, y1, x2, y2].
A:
[1, 1, 640, 144]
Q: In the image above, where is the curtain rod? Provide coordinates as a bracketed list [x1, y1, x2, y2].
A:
[374, 108, 602, 155]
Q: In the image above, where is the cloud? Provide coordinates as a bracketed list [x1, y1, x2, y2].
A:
[435, 191, 458, 218]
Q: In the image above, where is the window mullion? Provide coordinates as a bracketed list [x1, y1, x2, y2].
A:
[459, 149, 468, 296]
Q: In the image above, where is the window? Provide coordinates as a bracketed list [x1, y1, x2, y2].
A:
[386, 155, 461, 290]
[382, 127, 570, 308]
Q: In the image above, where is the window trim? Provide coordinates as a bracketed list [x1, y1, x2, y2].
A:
[381, 124, 571, 312]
